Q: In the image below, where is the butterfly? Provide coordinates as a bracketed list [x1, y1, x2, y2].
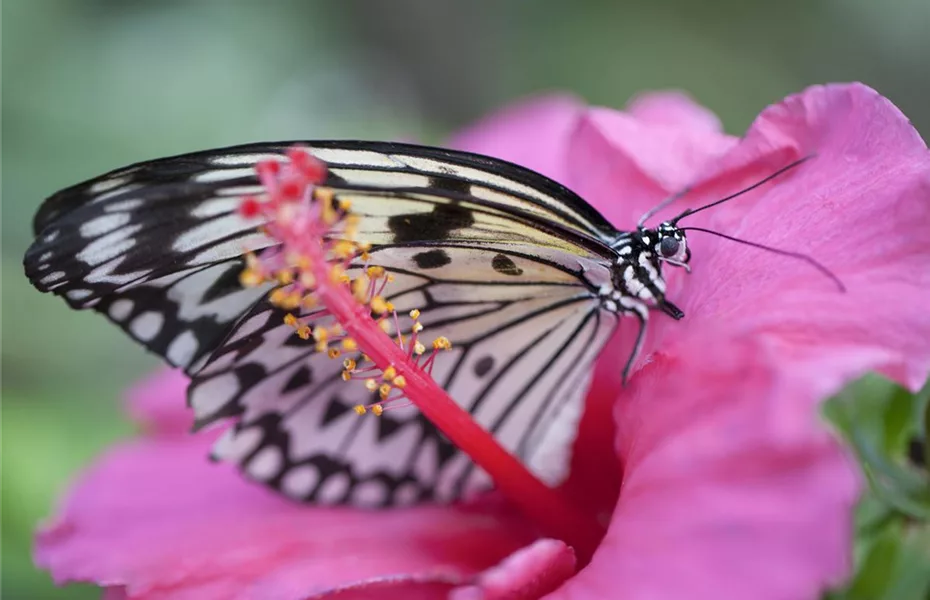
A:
[23, 141, 826, 507]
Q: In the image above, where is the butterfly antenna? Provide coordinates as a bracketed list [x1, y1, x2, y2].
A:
[670, 155, 815, 225]
[679, 226, 846, 292]
[637, 187, 691, 227]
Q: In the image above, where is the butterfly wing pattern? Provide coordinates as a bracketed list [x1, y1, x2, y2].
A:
[24, 141, 626, 507]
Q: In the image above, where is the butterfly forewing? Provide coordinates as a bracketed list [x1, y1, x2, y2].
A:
[24, 141, 624, 507]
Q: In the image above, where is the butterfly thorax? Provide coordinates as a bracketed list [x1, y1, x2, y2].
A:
[599, 222, 689, 320]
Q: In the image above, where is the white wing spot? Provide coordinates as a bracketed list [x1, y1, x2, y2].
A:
[190, 197, 242, 218]
[104, 198, 144, 212]
[65, 289, 93, 301]
[351, 479, 389, 508]
[212, 426, 264, 462]
[210, 153, 284, 167]
[44, 230, 60, 243]
[167, 330, 199, 366]
[309, 147, 401, 168]
[317, 472, 351, 504]
[76, 224, 141, 267]
[108, 299, 134, 321]
[80, 213, 131, 238]
[281, 464, 320, 499]
[129, 311, 164, 342]
[89, 176, 130, 194]
[393, 482, 420, 506]
[39, 251, 53, 261]
[171, 214, 251, 254]
[191, 373, 240, 419]
[193, 168, 257, 183]
[247, 446, 284, 481]
[39, 271, 65, 285]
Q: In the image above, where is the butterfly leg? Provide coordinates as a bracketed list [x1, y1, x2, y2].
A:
[621, 301, 649, 385]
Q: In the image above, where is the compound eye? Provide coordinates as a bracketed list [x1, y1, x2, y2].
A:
[659, 236, 680, 258]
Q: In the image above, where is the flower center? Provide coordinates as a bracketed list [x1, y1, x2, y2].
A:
[238, 146, 605, 562]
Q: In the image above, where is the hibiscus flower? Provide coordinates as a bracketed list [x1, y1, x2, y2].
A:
[34, 82, 930, 599]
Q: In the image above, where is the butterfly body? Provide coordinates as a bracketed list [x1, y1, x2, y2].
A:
[24, 141, 696, 507]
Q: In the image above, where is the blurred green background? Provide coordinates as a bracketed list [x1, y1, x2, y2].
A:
[3, 1, 929, 598]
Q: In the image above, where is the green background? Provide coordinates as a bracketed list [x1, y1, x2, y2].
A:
[3, 1, 929, 598]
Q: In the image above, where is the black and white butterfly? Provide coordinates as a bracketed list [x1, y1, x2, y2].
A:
[23, 141, 815, 507]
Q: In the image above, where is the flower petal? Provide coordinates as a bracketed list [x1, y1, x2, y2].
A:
[650, 83, 930, 391]
[626, 91, 724, 134]
[34, 433, 534, 600]
[448, 94, 584, 185]
[126, 367, 192, 436]
[450, 539, 575, 600]
[547, 338, 860, 600]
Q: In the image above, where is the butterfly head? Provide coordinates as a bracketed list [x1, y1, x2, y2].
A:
[639, 221, 691, 272]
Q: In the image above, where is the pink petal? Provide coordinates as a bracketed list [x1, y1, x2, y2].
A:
[448, 94, 585, 185]
[126, 367, 192, 436]
[35, 433, 535, 600]
[450, 539, 575, 600]
[648, 83, 930, 391]
[626, 91, 724, 134]
[564, 100, 738, 229]
[547, 338, 860, 600]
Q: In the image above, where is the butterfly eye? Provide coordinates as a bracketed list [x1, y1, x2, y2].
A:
[659, 236, 680, 258]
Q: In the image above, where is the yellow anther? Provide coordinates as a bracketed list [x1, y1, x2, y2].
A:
[359, 251, 371, 262]
[269, 288, 288, 306]
[333, 240, 356, 259]
[328, 264, 346, 284]
[383, 366, 397, 381]
[312, 327, 328, 342]
[409, 309, 421, 320]
[354, 404, 367, 415]
[414, 341, 426, 355]
[379, 320, 392, 333]
[282, 292, 302, 310]
[315, 340, 328, 353]
[276, 270, 294, 285]
[372, 405, 383, 416]
[295, 255, 312, 270]
[412, 322, 424, 334]
[370, 296, 389, 314]
[327, 348, 341, 359]
[343, 357, 357, 371]
[366, 266, 385, 279]
[351, 276, 369, 302]
[338, 198, 352, 211]
[301, 294, 318, 308]
[357, 241, 372, 253]
[296, 325, 312, 340]
[433, 336, 452, 350]
[385, 301, 395, 312]
[341, 338, 358, 351]
[283, 313, 298, 327]
[365, 379, 378, 391]
[299, 272, 316, 289]
[342, 370, 352, 381]
[392, 375, 407, 388]
[239, 268, 265, 287]
[379, 383, 392, 400]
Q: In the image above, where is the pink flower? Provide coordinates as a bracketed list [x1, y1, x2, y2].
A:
[35, 83, 930, 599]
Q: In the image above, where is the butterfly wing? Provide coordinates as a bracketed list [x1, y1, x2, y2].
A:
[24, 141, 622, 506]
